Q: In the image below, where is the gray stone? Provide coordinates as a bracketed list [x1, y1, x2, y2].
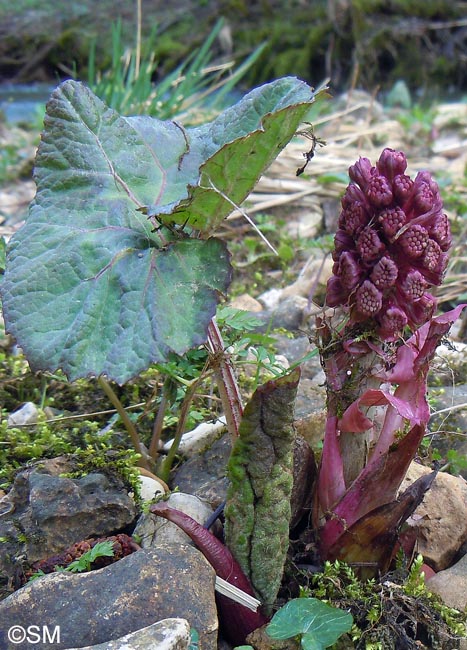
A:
[134, 493, 218, 547]
[427, 552, 467, 612]
[171, 434, 231, 508]
[0, 547, 218, 650]
[273, 335, 323, 383]
[66, 618, 191, 650]
[0, 457, 136, 599]
[251, 296, 308, 333]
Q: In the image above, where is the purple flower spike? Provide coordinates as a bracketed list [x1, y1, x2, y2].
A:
[325, 149, 451, 339]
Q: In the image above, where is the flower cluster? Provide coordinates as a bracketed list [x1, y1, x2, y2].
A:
[327, 148, 451, 338]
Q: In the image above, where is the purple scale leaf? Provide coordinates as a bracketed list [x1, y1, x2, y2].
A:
[150, 502, 269, 645]
[348, 156, 374, 191]
[405, 292, 437, 328]
[316, 416, 346, 516]
[338, 251, 362, 290]
[325, 275, 347, 308]
[332, 229, 356, 260]
[319, 422, 427, 553]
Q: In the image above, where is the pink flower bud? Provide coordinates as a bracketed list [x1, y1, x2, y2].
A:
[378, 206, 406, 239]
[357, 227, 385, 262]
[340, 202, 370, 236]
[356, 280, 383, 317]
[379, 304, 408, 336]
[400, 270, 427, 300]
[398, 224, 429, 258]
[349, 157, 374, 191]
[366, 174, 393, 207]
[393, 174, 414, 204]
[421, 239, 442, 272]
[377, 148, 407, 180]
[370, 256, 398, 289]
[430, 213, 451, 251]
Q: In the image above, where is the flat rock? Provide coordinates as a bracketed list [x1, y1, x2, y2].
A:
[427, 552, 467, 611]
[400, 463, 467, 571]
[0, 547, 218, 650]
[66, 618, 191, 650]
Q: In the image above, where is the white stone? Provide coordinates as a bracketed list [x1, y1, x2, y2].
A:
[163, 416, 226, 456]
[139, 475, 166, 502]
[8, 401, 39, 426]
[66, 618, 191, 649]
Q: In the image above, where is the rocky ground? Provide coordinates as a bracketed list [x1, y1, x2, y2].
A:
[0, 88, 467, 648]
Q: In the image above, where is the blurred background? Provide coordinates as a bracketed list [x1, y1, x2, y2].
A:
[0, 0, 466, 121]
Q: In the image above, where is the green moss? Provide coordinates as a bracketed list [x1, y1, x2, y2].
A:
[63, 446, 142, 504]
[299, 557, 466, 648]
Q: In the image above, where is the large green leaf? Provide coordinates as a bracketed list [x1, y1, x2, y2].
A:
[1, 78, 322, 383]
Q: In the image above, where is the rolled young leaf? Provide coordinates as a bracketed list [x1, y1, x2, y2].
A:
[224, 368, 300, 612]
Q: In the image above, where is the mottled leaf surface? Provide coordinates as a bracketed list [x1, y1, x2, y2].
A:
[224, 368, 300, 611]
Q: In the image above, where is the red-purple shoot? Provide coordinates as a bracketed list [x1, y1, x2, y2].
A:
[315, 148, 465, 573]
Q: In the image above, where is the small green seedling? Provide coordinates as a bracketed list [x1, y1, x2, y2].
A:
[28, 540, 115, 581]
[266, 598, 353, 650]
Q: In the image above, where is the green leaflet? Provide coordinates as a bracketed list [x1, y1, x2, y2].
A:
[224, 368, 300, 611]
[266, 598, 353, 650]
